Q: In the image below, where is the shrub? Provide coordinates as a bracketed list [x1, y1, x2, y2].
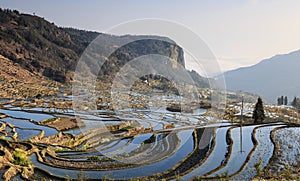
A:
[87, 156, 101, 161]
[12, 148, 31, 166]
[254, 160, 262, 175]
[42, 118, 56, 124]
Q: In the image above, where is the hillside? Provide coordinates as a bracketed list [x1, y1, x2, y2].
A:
[0, 9, 99, 83]
[224, 49, 300, 103]
[0, 54, 59, 98]
[0, 9, 187, 86]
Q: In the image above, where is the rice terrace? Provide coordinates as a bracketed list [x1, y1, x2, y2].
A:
[0, 3, 300, 181]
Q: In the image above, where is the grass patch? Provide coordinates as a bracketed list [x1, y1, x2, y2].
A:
[87, 156, 102, 161]
[254, 160, 262, 175]
[41, 118, 57, 124]
[12, 148, 31, 166]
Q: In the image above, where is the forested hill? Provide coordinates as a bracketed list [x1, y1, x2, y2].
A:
[0, 9, 187, 84]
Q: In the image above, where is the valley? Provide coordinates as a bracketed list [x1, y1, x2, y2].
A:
[0, 8, 299, 181]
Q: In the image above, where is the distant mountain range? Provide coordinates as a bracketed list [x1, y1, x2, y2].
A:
[224, 49, 300, 103]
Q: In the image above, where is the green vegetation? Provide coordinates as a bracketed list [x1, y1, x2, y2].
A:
[0, 9, 89, 83]
[87, 156, 102, 161]
[254, 160, 262, 175]
[53, 146, 71, 152]
[143, 135, 156, 144]
[12, 148, 31, 166]
[291, 96, 300, 111]
[0, 8, 188, 86]
[80, 144, 90, 151]
[277, 95, 288, 106]
[253, 97, 265, 123]
[41, 118, 56, 124]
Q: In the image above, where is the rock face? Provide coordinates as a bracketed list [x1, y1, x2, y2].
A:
[97, 38, 184, 84]
[0, 9, 185, 84]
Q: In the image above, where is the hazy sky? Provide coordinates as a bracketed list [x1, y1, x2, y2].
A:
[2, 0, 300, 73]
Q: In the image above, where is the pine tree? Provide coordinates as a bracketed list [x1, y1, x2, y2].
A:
[277, 97, 281, 106]
[291, 97, 297, 107]
[284, 96, 288, 106]
[278, 96, 284, 105]
[253, 97, 265, 123]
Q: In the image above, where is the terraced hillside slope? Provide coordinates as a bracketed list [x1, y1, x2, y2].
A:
[0, 9, 187, 84]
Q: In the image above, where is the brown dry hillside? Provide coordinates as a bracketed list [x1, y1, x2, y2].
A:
[0, 55, 59, 98]
[0, 9, 213, 100]
[0, 54, 40, 82]
[0, 9, 187, 85]
[0, 9, 99, 83]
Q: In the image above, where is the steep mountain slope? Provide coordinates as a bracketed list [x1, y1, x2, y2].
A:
[0, 54, 39, 82]
[0, 9, 103, 83]
[0, 9, 186, 85]
[0, 55, 59, 98]
[224, 49, 300, 102]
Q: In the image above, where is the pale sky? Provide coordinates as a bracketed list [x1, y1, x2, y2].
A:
[1, 0, 300, 74]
